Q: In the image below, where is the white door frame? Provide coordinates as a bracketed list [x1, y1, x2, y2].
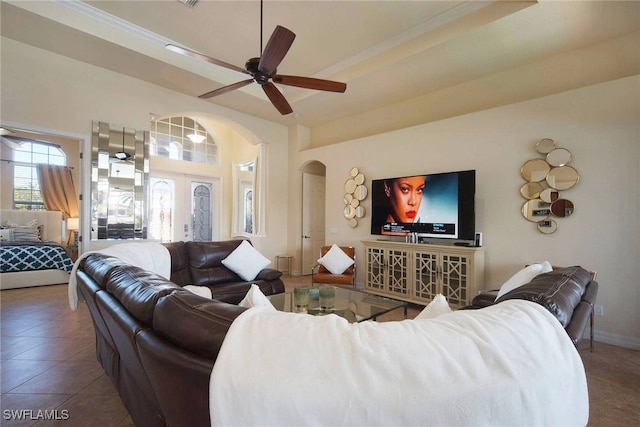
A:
[149, 171, 221, 242]
[301, 172, 326, 275]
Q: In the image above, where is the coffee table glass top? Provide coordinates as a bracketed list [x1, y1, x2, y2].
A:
[269, 286, 407, 323]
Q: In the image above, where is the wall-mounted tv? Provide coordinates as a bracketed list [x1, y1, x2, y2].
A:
[370, 170, 476, 240]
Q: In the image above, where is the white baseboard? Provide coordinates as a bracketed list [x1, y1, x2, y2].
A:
[585, 328, 640, 350]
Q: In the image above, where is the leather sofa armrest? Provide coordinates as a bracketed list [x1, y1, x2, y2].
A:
[470, 290, 499, 308]
[581, 280, 598, 306]
[565, 300, 593, 345]
[255, 268, 282, 281]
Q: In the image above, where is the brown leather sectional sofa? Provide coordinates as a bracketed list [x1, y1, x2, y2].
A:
[466, 266, 599, 350]
[163, 240, 285, 303]
[75, 240, 285, 427]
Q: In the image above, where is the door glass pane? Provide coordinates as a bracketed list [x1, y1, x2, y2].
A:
[192, 182, 212, 241]
[149, 177, 175, 242]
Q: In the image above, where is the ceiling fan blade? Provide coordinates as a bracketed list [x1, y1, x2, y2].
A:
[272, 75, 347, 93]
[258, 26, 296, 76]
[166, 44, 250, 75]
[262, 82, 293, 115]
[199, 79, 254, 99]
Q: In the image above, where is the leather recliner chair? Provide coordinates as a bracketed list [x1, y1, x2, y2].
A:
[466, 266, 598, 351]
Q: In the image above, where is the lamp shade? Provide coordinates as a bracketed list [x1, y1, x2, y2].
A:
[66, 217, 79, 231]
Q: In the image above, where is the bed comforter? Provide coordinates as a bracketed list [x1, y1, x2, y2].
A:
[0, 241, 73, 273]
[209, 299, 588, 427]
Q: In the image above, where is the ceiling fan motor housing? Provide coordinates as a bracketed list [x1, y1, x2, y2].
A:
[246, 57, 272, 84]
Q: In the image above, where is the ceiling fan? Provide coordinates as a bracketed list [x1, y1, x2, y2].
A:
[166, 2, 346, 115]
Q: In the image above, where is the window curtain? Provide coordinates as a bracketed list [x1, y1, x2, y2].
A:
[36, 164, 79, 219]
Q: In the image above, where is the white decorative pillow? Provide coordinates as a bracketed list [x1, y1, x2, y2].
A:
[6, 219, 40, 241]
[415, 294, 452, 320]
[540, 260, 553, 274]
[0, 228, 14, 241]
[221, 240, 271, 281]
[183, 285, 212, 299]
[318, 244, 354, 275]
[239, 284, 276, 310]
[495, 263, 545, 301]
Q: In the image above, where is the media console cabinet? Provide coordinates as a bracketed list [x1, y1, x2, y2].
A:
[362, 240, 485, 308]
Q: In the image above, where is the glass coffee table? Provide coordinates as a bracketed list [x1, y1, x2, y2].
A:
[269, 286, 407, 323]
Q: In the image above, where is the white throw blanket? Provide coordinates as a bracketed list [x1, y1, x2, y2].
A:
[68, 242, 171, 310]
[209, 300, 588, 427]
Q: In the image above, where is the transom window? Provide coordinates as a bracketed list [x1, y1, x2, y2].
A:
[10, 140, 66, 210]
[150, 116, 218, 165]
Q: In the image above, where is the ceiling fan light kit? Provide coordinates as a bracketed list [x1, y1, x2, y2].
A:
[112, 127, 132, 162]
[166, 2, 346, 115]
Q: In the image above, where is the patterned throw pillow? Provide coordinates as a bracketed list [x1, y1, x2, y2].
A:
[5, 219, 41, 242]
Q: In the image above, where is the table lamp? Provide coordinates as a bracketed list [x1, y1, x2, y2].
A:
[67, 217, 79, 245]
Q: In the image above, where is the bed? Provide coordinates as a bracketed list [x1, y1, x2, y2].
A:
[1, 209, 74, 290]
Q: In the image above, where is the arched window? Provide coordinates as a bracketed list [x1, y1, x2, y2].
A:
[7, 139, 66, 210]
[150, 116, 218, 165]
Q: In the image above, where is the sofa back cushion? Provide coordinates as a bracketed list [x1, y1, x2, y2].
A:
[153, 291, 247, 360]
[81, 253, 132, 289]
[496, 266, 591, 327]
[104, 263, 182, 326]
[163, 241, 193, 286]
[186, 240, 247, 286]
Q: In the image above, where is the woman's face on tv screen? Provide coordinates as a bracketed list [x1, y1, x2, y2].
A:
[387, 176, 425, 223]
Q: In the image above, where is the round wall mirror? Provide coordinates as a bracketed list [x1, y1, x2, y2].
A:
[355, 206, 365, 218]
[345, 179, 357, 193]
[550, 199, 575, 217]
[520, 182, 543, 199]
[537, 219, 558, 234]
[344, 193, 353, 205]
[547, 148, 572, 167]
[354, 173, 365, 185]
[536, 138, 556, 154]
[344, 205, 355, 219]
[521, 200, 551, 222]
[350, 167, 359, 177]
[354, 185, 367, 201]
[521, 159, 551, 182]
[350, 198, 359, 208]
[546, 166, 579, 190]
[540, 188, 559, 203]
[348, 218, 358, 228]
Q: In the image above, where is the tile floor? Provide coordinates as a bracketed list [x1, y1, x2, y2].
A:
[1, 279, 639, 426]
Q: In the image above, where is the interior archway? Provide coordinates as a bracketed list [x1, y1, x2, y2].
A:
[300, 160, 326, 274]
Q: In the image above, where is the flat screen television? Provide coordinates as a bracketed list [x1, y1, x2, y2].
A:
[370, 170, 476, 240]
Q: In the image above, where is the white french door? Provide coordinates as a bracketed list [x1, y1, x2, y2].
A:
[149, 172, 220, 242]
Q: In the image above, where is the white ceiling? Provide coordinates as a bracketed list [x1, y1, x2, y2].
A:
[2, 0, 639, 145]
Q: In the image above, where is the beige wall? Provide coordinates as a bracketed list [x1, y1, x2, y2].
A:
[1, 37, 290, 261]
[297, 75, 640, 347]
[3, 35, 638, 348]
